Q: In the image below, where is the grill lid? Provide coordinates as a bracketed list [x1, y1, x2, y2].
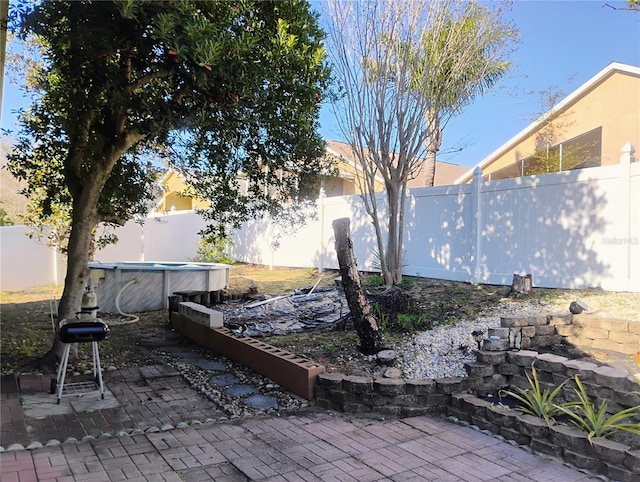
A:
[58, 319, 110, 343]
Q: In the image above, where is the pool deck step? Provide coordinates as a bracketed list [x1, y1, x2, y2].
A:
[170, 312, 325, 400]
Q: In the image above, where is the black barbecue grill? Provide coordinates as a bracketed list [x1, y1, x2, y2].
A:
[59, 320, 110, 343]
[53, 318, 110, 403]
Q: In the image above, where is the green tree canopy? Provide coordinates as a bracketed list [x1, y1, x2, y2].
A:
[7, 0, 331, 366]
[0, 205, 14, 226]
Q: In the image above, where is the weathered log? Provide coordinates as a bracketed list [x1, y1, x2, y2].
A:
[332, 217, 384, 355]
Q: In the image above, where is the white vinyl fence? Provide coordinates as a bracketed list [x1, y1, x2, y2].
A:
[2, 158, 638, 292]
[230, 160, 639, 292]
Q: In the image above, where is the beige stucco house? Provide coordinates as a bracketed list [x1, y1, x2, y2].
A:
[155, 169, 211, 212]
[455, 62, 640, 183]
[156, 140, 468, 209]
[324, 140, 468, 196]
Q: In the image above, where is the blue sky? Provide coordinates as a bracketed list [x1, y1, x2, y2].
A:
[318, 0, 640, 167]
[3, 1, 639, 170]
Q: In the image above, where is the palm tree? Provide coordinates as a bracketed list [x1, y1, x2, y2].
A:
[406, 2, 516, 186]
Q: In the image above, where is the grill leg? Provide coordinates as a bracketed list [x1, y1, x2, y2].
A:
[56, 344, 71, 404]
[92, 341, 105, 399]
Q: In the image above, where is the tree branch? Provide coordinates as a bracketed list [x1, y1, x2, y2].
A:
[602, 2, 639, 11]
[99, 213, 127, 225]
[127, 68, 173, 94]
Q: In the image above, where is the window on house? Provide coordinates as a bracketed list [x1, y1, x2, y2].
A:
[484, 162, 521, 181]
[487, 127, 602, 181]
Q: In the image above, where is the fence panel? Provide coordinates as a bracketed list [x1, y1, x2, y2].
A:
[142, 212, 207, 262]
[629, 163, 640, 292]
[2, 161, 637, 292]
[402, 184, 474, 281]
[477, 164, 638, 291]
[0, 226, 65, 290]
[93, 211, 207, 263]
[94, 221, 143, 262]
[319, 194, 380, 272]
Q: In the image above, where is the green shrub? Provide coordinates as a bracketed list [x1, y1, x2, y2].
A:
[362, 274, 385, 288]
[372, 303, 390, 331]
[193, 235, 235, 264]
[556, 375, 640, 442]
[499, 363, 568, 423]
[397, 313, 428, 332]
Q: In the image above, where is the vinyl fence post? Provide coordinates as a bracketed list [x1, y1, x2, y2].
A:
[318, 185, 326, 273]
[619, 142, 636, 291]
[471, 167, 483, 285]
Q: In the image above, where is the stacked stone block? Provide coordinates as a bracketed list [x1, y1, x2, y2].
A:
[448, 391, 640, 480]
[462, 314, 566, 395]
[314, 372, 466, 416]
[497, 314, 566, 350]
[556, 314, 640, 355]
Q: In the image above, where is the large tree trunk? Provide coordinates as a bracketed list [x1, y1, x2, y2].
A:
[332, 217, 384, 355]
[385, 183, 402, 285]
[41, 129, 136, 370]
[37, 196, 98, 370]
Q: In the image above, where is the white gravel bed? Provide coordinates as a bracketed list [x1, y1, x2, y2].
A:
[397, 300, 551, 379]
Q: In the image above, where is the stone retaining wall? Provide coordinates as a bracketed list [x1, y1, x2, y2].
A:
[447, 393, 640, 481]
[315, 373, 463, 417]
[315, 349, 639, 420]
[483, 312, 640, 358]
[556, 313, 640, 355]
[315, 313, 640, 479]
[316, 314, 639, 416]
[472, 349, 639, 420]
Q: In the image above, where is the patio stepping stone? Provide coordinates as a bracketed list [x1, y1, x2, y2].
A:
[224, 384, 258, 397]
[171, 352, 200, 361]
[208, 374, 240, 387]
[193, 359, 227, 371]
[243, 394, 278, 409]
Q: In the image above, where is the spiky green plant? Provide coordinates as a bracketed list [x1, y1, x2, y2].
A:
[499, 363, 568, 422]
[371, 303, 390, 331]
[555, 376, 640, 443]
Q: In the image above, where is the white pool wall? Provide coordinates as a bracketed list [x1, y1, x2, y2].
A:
[89, 261, 230, 314]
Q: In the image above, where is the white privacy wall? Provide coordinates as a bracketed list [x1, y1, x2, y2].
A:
[0, 225, 66, 289]
[401, 184, 475, 281]
[1, 162, 638, 292]
[230, 164, 639, 292]
[94, 211, 208, 263]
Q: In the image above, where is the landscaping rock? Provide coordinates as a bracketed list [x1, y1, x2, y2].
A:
[590, 437, 630, 465]
[624, 449, 640, 473]
[374, 378, 405, 396]
[564, 449, 601, 471]
[383, 367, 402, 378]
[405, 379, 436, 395]
[376, 350, 397, 365]
[516, 414, 551, 439]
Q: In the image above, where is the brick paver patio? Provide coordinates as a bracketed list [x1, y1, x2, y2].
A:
[1, 366, 593, 481]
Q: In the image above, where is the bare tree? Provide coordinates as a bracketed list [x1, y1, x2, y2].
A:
[324, 0, 516, 285]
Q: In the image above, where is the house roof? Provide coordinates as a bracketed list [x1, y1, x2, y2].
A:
[454, 62, 640, 184]
[325, 140, 467, 187]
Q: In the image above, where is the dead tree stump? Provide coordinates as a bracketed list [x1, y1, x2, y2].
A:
[332, 217, 384, 355]
[510, 273, 533, 295]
